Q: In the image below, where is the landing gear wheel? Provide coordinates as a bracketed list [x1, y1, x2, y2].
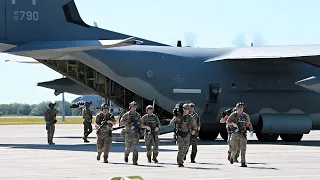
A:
[199, 129, 219, 140]
[280, 134, 303, 142]
[256, 132, 279, 142]
[219, 130, 228, 141]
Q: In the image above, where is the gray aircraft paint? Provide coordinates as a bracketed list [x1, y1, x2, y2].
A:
[1, 0, 320, 140]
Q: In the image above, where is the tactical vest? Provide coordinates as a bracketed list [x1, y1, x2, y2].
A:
[83, 108, 92, 122]
[145, 114, 158, 128]
[177, 115, 192, 132]
[45, 109, 56, 123]
[125, 112, 141, 132]
[97, 113, 114, 130]
[237, 115, 248, 133]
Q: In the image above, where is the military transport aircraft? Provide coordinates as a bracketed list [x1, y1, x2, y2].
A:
[1, 0, 320, 143]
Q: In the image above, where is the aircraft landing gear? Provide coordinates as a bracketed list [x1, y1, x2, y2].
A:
[256, 132, 279, 142]
[199, 129, 219, 140]
[280, 134, 303, 142]
[219, 130, 228, 141]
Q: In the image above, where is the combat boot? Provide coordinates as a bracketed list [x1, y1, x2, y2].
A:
[230, 158, 234, 164]
[191, 153, 196, 163]
[178, 164, 184, 167]
[147, 155, 151, 163]
[241, 163, 247, 167]
[124, 156, 128, 163]
[184, 155, 186, 160]
[152, 156, 158, 163]
[227, 151, 231, 160]
[97, 152, 102, 161]
[234, 158, 239, 163]
[83, 136, 89, 143]
[103, 156, 108, 163]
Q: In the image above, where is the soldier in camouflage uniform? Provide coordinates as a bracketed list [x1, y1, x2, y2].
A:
[184, 103, 200, 163]
[219, 107, 240, 162]
[227, 102, 254, 167]
[95, 103, 116, 163]
[170, 103, 197, 167]
[44, 102, 59, 145]
[120, 101, 142, 165]
[82, 102, 93, 143]
[141, 105, 161, 163]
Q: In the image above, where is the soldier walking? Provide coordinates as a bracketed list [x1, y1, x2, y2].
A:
[220, 107, 240, 162]
[227, 102, 254, 167]
[44, 102, 59, 145]
[141, 105, 161, 163]
[170, 103, 197, 167]
[82, 102, 93, 143]
[184, 103, 200, 163]
[120, 101, 142, 165]
[95, 103, 116, 163]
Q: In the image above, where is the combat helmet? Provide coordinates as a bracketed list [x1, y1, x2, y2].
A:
[101, 103, 109, 110]
[236, 102, 245, 109]
[182, 103, 190, 109]
[48, 102, 56, 108]
[146, 105, 154, 111]
[188, 103, 195, 108]
[129, 101, 138, 108]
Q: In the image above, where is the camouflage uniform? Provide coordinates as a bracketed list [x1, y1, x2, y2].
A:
[82, 106, 93, 143]
[44, 103, 58, 145]
[95, 105, 116, 163]
[227, 103, 252, 167]
[185, 103, 200, 163]
[227, 124, 240, 161]
[141, 105, 161, 163]
[170, 104, 197, 167]
[120, 101, 142, 165]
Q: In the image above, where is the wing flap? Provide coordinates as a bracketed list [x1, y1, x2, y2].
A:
[4, 37, 143, 53]
[204, 45, 320, 62]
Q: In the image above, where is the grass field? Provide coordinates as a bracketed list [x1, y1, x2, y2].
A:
[0, 116, 120, 125]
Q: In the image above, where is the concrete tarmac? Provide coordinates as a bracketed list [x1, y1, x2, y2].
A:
[0, 124, 320, 180]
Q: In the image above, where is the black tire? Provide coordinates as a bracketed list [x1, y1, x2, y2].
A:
[199, 129, 219, 140]
[256, 132, 279, 142]
[280, 134, 303, 142]
[219, 130, 228, 141]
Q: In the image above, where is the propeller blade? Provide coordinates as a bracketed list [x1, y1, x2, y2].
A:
[251, 33, 266, 46]
[232, 33, 246, 47]
[184, 32, 197, 47]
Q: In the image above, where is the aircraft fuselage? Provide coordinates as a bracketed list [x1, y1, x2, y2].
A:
[66, 45, 320, 138]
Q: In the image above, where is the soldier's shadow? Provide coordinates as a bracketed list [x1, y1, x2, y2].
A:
[184, 166, 220, 170]
[245, 166, 279, 170]
[109, 162, 164, 168]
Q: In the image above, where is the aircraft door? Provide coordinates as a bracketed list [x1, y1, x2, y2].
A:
[208, 83, 221, 104]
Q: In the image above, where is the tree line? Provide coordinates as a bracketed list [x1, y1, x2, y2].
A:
[0, 101, 83, 116]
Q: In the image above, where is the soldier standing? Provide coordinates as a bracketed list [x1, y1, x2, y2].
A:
[170, 103, 197, 167]
[95, 103, 116, 163]
[44, 102, 59, 145]
[219, 107, 240, 162]
[227, 102, 253, 167]
[141, 105, 161, 163]
[82, 102, 93, 143]
[184, 103, 200, 163]
[120, 101, 142, 165]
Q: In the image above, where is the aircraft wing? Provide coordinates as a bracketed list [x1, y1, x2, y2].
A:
[4, 37, 143, 53]
[204, 45, 320, 66]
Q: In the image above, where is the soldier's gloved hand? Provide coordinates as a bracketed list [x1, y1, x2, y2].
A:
[155, 127, 159, 131]
[250, 131, 253, 137]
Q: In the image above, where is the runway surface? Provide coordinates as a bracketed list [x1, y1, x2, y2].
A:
[0, 124, 319, 180]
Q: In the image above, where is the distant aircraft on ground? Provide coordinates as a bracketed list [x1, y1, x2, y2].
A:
[2, 0, 320, 143]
